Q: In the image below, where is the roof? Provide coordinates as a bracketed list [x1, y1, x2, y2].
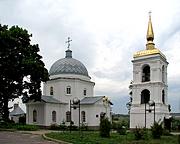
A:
[9, 106, 25, 116]
[49, 49, 89, 77]
[41, 95, 66, 104]
[80, 96, 104, 105]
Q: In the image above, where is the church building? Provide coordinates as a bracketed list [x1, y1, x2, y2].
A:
[130, 14, 170, 128]
[26, 39, 112, 129]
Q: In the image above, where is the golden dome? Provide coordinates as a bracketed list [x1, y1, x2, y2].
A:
[133, 12, 166, 59]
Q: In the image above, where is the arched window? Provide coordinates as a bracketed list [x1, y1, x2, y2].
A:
[52, 111, 56, 122]
[50, 86, 53, 95]
[66, 111, 71, 122]
[81, 111, 86, 122]
[33, 110, 37, 122]
[83, 89, 87, 96]
[142, 65, 150, 82]
[141, 89, 150, 104]
[162, 90, 165, 104]
[66, 86, 71, 95]
[162, 65, 165, 83]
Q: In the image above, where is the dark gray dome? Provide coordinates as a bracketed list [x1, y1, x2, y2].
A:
[49, 49, 89, 77]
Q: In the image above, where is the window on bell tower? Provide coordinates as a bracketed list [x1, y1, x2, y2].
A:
[142, 65, 150, 82]
[162, 65, 165, 83]
[162, 90, 165, 104]
[141, 89, 150, 104]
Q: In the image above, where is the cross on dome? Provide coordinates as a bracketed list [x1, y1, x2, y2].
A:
[66, 37, 72, 50]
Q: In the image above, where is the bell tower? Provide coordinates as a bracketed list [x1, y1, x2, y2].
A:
[130, 13, 170, 128]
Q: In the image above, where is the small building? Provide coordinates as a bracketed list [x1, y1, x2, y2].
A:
[9, 103, 25, 123]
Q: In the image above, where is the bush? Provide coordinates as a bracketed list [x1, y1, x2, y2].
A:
[49, 123, 60, 130]
[117, 125, 126, 135]
[99, 117, 111, 138]
[134, 127, 148, 140]
[59, 124, 67, 131]
[0, 121, 15, 129]
[80, 123, 88, 131]
[151, 122, 163, 139]
[111, 121, 118, 130]
[162, 129, 172, 136]
[16, 124, 38, 131]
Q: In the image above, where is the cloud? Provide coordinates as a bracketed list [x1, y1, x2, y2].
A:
[1, 0, 180, 114]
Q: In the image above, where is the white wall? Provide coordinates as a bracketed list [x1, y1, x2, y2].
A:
[43, 76, 95, 104]
[26, 102, 45, 125]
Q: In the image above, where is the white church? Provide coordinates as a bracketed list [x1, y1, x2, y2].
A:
[26, 40, 112, 129]
[130, 14, 170, 128]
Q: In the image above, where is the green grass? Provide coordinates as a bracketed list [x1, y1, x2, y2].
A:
[45, 131, 179, 144]
[0, 122, 39, 131]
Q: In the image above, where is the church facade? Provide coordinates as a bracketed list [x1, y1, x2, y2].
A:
[130, 14, 170, 128]
[26, 44, 112, 129]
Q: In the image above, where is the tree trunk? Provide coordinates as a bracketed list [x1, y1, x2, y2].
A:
[2, 95, 9, 122]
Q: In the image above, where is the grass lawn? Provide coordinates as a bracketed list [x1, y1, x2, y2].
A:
[45, 131, 179, 144]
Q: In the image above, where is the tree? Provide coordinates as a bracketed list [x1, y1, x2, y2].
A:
[99, 116, 111, 138]
[0, 24, 49, 121]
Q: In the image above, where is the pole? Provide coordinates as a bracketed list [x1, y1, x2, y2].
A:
[79, 101, 80, 135]
[70, 100, 72, 133]
[145, 103, 146, 128]
[154, 103, 155, 124]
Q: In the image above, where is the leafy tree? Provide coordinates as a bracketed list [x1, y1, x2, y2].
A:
[0, 24, 49, 121]
[99, 117, 111, 138]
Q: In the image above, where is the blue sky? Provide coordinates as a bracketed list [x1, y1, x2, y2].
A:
[0, 0, 180, 113]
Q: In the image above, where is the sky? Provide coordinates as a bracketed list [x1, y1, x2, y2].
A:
[0, 0, 180, 114]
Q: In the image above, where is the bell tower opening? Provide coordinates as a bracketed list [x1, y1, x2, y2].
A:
[141, 89, 150, 104]
[142, 65, 150, 82]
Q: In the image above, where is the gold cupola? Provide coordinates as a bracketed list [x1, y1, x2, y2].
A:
[146, 12, 155, 50]
[133, 12, 166, 59]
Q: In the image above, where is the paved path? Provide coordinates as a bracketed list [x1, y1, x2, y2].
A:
[0, 131, 58, 144]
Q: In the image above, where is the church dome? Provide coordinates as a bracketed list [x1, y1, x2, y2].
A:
[49, 49, 89, 77]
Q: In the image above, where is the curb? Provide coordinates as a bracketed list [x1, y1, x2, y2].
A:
[42, 133, 72, 144]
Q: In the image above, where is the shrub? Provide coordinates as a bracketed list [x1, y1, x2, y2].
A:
[80, 123, 88, 131]
[162, 129, 172, 136]
[99, 117, 111, 138]
[151, 122, 163, 139]
[16, 124, 38, 131]
[134, 127, 148, 140]
[111, 121, 118, 130]
[117, 125, 126, 135]
[49, 123, 60, 130]
[59, 123, 67, 131]
[0, 121, 15, 129]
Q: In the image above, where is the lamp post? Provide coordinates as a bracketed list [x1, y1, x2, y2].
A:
[145, 102, 147, 128]
[70, 98, 81, 134]
[148, 100, 155, 125]
[145, 100, 155, 128]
